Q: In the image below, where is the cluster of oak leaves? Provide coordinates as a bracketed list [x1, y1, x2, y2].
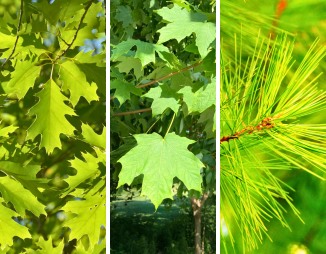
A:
[0, 0, 106, 253]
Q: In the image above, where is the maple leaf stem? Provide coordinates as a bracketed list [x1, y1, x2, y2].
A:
[165, 112, 176, 136]
[0, 0, 23, 70]
[112, 108, 152, 116]
[146, 108, 169, 134]
[56, 0, 95, 59]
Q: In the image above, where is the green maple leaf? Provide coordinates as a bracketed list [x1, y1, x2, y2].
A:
[156, 4, 216, 58]
[62, 152, 102, 197]
[111, 79, 143, 106]
[62, 188, 106, 247]
[115, 55, 144, 80]
[115, 6, 133, 28]
[143, 84, 181, 116]
[0, 198, 31, 248]
[3, 55, 41, 99]
[79, 123, 106, 150]
[0, 177, 46, 217]
[111, 39, 177, 67]
[178, 77, 216, 113]
[31, 0, 90, 26]
[59, 60, 99, 106]
[198, 107, 216, 139]
[118, 132, 204, 209]
[26, 79, 76, 154]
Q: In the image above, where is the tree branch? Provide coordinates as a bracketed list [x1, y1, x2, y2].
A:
[269, 0, 288, 40]
[200, 192, 210, 207]
[0, 0, 23, 70]
[220, 113, 282, 143]
[110, 61, 203, 101]
[137, 61, 203, 89]
[112, 108, 152, 116]
[56, 0, 94, 59]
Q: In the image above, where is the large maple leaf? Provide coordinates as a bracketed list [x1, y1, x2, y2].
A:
[26, 79, 76, 154]
[118, 132, 204, 209]
[156, 4, 216, 58]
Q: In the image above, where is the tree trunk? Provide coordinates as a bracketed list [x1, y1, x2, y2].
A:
[190, 192, 210, 254]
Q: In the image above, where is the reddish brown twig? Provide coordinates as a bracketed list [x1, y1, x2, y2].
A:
[269, 0, 288, 40]
[112, 108, 152, 116]
[220, 114, 282, 143]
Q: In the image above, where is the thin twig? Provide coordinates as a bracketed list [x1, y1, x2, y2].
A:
[0, 0, 23, 70]
[137, 61, 203, 89]
[56, 0, 94, 59]
[110, 61, 203, 101]
[112, 108, 152, 116]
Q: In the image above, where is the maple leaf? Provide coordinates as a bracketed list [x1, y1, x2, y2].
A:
[61, 152, 102, 197]
[111, 39, 177, 67]
[62, 188, 106, 247]
[178, 77, 216, 113]
[0, 176, 46, 217]
[59, 60, 99, 107]
[79, 123, 106, 150]
[115, 6, 133, 28]
[143, 84, 181, 116]
[198, 107, 216, 139]
[156, 4, 216, 58]
[110, 79, 143, 106]
[3, 55, 41, 99]
[0, 198, 31, 249]
[0, 125, 18, 138]
[115, 54, 144, 80]
[118, 132, 204, 209]
[26, 79, 77, 154]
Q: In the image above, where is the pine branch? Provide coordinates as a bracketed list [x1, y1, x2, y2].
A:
[220, 114, 282, 143]
[269, 0, 288, 39]
[0, 0, 23, 70]
[56, 0, 94, 59]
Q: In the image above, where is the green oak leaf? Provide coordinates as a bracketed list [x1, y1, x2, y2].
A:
[0, 198, 31, 248]
[62, 152, 102, 197]
[118, 132, 204, 209]
[62, 188, 106, 247]
[59, 1, 103, 49]
[111, 79, 143, 106]
[111, 39, 177, 67]
[156, 4, 216, 58]
[0, 32, 21, 50]
[73, 50, 106, 96]
[26, 79, 76, 154]
[198, 107, 216, 139]
[143, 84, 181, 116]
[75, 238, 106, 254]
[0, 245, 10, 253]
[59, 60, 99, 107]
[32, 0, 90, 26]
[178, 77, 216, 113]
[0, 161, 48, 200]
[0, 125, 18, 138]
[115, 6, 133, 28]
[3, 55, 41, 99]
[0, 177, 46, 217]
[79, 123, 106, 150]
[18, 14, 47, 35]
